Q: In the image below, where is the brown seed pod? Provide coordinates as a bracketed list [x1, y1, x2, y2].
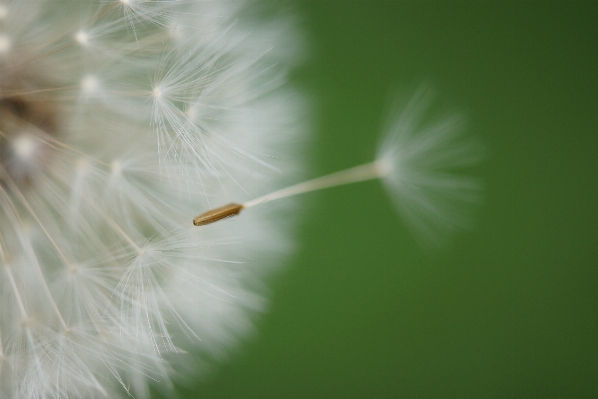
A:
[193, 202, 244, 226]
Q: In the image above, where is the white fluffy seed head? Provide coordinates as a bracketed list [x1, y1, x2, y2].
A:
[0, 1, 306, 398]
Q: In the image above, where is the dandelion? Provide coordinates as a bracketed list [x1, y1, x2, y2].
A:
[0, 0, 306, 397]
[0, 0, 481, 398]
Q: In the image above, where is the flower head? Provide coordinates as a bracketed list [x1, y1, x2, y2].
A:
[0, 1, 306, 397]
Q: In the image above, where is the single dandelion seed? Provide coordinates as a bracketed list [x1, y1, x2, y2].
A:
[193, 162, 386, 226]
[195, 86, 482, 248]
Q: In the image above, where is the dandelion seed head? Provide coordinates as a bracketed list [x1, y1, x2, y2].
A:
[0, 0, 307, 397]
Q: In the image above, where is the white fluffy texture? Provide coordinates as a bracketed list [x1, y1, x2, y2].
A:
[378, 87, 483, 248]
[0, 1, 306, 398]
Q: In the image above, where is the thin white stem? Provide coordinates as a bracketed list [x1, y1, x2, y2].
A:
[0, 166, 73, 269]
[243, 159, 389, 209]
[0, 230, 7, 264]
[23, 240, 68, 329]
[6, 1, 118, 72]
[5, 265, 28, 320]
[0, 244, 20, 358]
[104, 216, 143, 255]
[0, 170, 68, 329]
[83, 197, 145, 256]
[0, 85, 77, 98]
[0, 227, 28, 320]
[194, 159, 392, 226]
[0, 121, 111, 169]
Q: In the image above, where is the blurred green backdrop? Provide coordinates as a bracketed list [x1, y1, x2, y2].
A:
[181, 2, 598, 398]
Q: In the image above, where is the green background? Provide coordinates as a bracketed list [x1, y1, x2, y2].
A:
[183, 2, 598, 398]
